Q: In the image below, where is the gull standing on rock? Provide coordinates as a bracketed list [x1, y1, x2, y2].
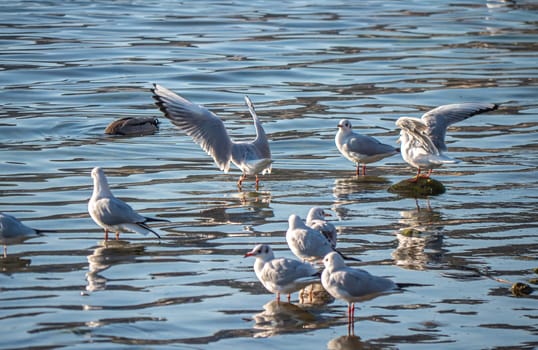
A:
[0, 213, 51, 257]
[321, 252, 396, 332]
[306, 207, 337, 249]
[244, 244, 319, 302]
[151, 84, 272, 190]
[335, 119, 399, 176]
[88, 167, 168, 241]
[286, 214, 359, 263]
[396, 103, 498, 181]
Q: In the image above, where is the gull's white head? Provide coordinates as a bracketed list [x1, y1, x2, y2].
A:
[323, 251, 346, 271]
[244, 244, 274, 261]
[307, 207, 330, 222]
[91, 166, 105, 180]
[337, 119, 353, 134]
[90, 166, 110, 195]
[288, 214, 303, 230]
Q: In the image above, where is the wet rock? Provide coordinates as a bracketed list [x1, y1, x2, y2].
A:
[511, 282, 533, 296]
[388, 177, 446, 198]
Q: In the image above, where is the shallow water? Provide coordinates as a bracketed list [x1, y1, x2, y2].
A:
[1, 0, 537, 349]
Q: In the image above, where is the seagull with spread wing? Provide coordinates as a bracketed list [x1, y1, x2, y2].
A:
[151, 84, 272, 190]
[396, 103, 498, 181]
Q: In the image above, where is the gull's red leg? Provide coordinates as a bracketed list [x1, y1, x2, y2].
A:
[237, 174, 246, 190]
[410, 168, 421, 182]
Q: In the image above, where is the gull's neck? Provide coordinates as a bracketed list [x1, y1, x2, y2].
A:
[92, 174, 113, 199]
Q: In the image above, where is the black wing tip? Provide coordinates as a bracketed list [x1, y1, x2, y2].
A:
[145, 216, 170, 223]
[336, 250, 361, 262]
[396, 282, 432, 289]
[138, 222, 162, 240]
[150, 84, 173, 119]
[35, 229, 57, 236]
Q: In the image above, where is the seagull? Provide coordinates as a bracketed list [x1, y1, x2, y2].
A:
[286, 214, 359, 263]
[321, 252, 396, 330]
[104, 116, 159, 136]
[335, 119, 399, 176]
[244, 244, 319, 302]
[396, 103, 499, 181]
[306, 207, 337, 249]
[88, 167, 168, 241]
[151, 84, 272, 190]
[0, 213, 51, 257]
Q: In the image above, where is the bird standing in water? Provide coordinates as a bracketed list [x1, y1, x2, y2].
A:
[152, 84, 272, 190]
[335, 119, 398, 176]
[88, 167, 168, 241]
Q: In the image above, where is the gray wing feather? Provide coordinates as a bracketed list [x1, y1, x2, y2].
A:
[152, 84, 233, 172]
[421, 103, 499, 152]
[265, 258, 315, 285]
[397, 118, 440, 155]
[0, 214, 38, 238]
[347, 134, 395, 156]
[334, 269, 395, 298]
[94, 198, 145, 226]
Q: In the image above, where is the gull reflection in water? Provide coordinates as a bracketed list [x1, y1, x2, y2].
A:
[328, 334, 387, 350]
[85, 240, 144, 292]
[392, 201, 445, 270]
[253, 300, 318, 338]
[0, 256, 32, 275]
[198, 190, 273, 230]
[333, 176, 391, 201]
[332, 177, 390, 221]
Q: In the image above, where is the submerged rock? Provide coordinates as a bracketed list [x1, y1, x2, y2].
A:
[511, 282, 533, 296]
[388, 177, 446, 198]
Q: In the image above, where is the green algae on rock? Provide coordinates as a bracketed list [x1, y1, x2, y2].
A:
[388, 177, 446, 198]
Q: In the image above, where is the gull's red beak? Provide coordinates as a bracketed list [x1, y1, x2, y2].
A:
[244, 251, 254, 258]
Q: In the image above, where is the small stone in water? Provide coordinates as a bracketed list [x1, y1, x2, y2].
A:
[510, 282, 533, 296]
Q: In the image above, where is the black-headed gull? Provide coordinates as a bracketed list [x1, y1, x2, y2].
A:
[151, 84, 272, 190]
[306, 207, 337, 249]
[104, 116, 159, 136]
[88, 167, 168, 241]
[321, 252, 396, 329]
[396, 103, 498, 180]
[335, 119, 399, 176]
[0, 213, 50, 257]
[244, 244, 319, 302]
[286, 214, 359, 263]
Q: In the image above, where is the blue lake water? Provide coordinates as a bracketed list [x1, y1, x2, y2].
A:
[1, 0, 537, 349]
